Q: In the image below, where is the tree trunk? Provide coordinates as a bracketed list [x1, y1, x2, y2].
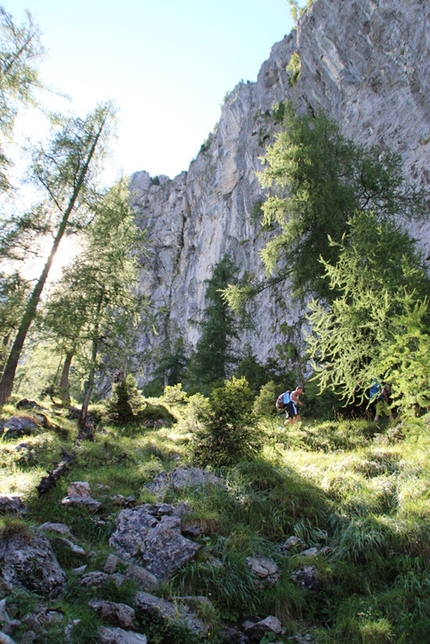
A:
[0, 113, 108, 406]
[59, 352, 73, 406]
[78, 287, 104, 433]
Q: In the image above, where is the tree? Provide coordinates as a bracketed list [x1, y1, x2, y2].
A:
[0, 103, 115, 405]
[224, 105, 425, 308]
[43, 180, 147, 430]
[186, 256, 240, 393]
[306, 210, 430, 409]
[0, 6, 43, 191]
[191, 376, 260, 468]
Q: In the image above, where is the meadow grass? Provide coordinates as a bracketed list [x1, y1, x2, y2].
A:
[1, 400, 430, 642]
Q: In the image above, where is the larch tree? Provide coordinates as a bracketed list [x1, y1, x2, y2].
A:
[0, 102, 116, 405]
[42, 180, 147, 431]
[0, 5, 43, 191]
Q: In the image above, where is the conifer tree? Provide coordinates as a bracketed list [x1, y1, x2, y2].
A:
[0, 103, 115, 405]
[186, 256, 239, 393]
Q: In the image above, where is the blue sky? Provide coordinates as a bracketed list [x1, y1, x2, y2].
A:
[8, 0, 295, 180]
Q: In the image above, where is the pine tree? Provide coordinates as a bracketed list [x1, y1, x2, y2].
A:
[186, 256, 239, 393]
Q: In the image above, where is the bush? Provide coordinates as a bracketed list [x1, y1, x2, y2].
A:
[191, 376, 260, 468]
[104, 374, 145, 424]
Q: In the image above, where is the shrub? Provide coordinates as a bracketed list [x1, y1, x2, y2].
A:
[191, 376, 260, 468]
[104, 374, 145, 424]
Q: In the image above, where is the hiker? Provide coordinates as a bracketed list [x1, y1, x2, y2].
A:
[374, 383, 394, 422]
[285, 385, 304, 424]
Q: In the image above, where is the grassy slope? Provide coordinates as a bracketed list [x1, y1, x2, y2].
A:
[1, 397, 430, 643]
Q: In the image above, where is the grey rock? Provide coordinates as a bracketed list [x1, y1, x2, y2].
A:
[88, 600, 135, 629]
[109, 504, 200, 580]
[0, 496, 27, 516]
[66, 482, 91, 497]
[128, 0, 430, 384]
[104, 554, 122, 574]
[80, 571, 110, 588]
[99, 627, 148, 644]
[244, 615, 283, 641]
[246, 554, 281, 589]
[1, 416, 38, 438]
[61, 496, 101, 511]
[0, 531, 65, 598]
[134, 591, 208, 636]
[124, 564, 159, 591]
[291, 565, 319, 590]
[281, 536, 308, 552]
[38, 522, 73, 537]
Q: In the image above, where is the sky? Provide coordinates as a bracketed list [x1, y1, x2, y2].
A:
[8, 0, 295, 181]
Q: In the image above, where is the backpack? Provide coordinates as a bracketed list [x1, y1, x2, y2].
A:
[276, 391, 291, 411]
[368, 380, 382, 401]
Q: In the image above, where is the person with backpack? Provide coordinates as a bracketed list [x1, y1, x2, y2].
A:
[368, 379, 394, 422]
[284, 384, 305, 424]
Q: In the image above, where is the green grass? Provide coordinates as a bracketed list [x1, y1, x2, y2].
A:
[2, 398, 430, 642]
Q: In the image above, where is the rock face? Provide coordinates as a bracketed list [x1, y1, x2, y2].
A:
[131, 0, 430, 381]
[0, 531, 66, 598]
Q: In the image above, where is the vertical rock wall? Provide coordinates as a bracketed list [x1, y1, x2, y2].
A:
[130, 0, 430, 381]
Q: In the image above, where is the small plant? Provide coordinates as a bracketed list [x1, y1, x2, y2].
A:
[104, 374, 146, 424]
[191, 376, 260, 468]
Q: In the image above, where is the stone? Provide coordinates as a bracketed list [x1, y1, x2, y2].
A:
[127, 0, 430, 385]
[88, 600, 135, 629]
[145, 467, 222, 496]
[99, 627, 148, 644]
[61, 497, 101, 511]
[1, 416, 38, 438]
[38, 522, 73, 537]
[66, 482, 91, 498]
[0, 531, 66, 598]
[0, 495, 27, 516]
[134, 591, 208, 636]
[244, 615, 283, 641]
[124, 564, 159, 591]
[246, 554, 281, 589]
[109, 504, 200, 580]
[291, 565, 319, 590]
[281, 536, 308, 552]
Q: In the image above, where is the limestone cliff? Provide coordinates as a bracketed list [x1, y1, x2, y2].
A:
[129, 0, 430, 381]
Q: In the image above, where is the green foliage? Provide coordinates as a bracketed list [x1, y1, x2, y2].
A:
[191, 376, 259, 468]
[253, 380, 278, 417]
[145, 337, 188, 396]
[306, 211, 430, 407]
[258, 105, 424, 302]
[104, 374, 146, 424]
[186, 256, 240, 394]
[286, 51, 301, 86]
[233, 345, 270, 394]
[0, 102, 117, 406]
[0, 6, 43, 191]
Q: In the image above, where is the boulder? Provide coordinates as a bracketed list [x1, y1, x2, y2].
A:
[1, 416, 38, 439]
[246, 554, 281, 589]
[134, 591, 209, 636]
[88, 600, 135, 629]
[0, 531, 66, 598]
[99, 626, 148, 644]
[0, 496, 27, 516]
[243, 615, 283, 641]
[146, 467, 222, 496]
[109, 504, 200, 580]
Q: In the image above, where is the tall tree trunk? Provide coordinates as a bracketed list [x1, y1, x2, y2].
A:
[0, 115, 107, 406]
[78, 288, 104, 433]
[59, 352, 73, 406]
